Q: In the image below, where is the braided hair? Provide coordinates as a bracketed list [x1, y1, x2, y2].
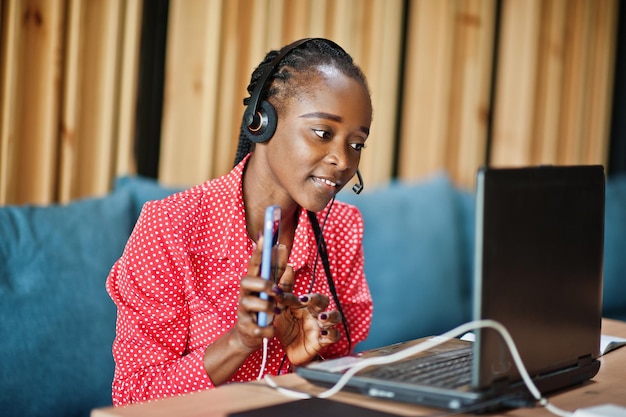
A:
[233, 38, 370, 167]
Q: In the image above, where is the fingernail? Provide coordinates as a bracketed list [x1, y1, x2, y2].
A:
[319, 313, 328, 320]
[299, 295, 309, 303]
[272, 285, 283, 296]
[274, 306, 282, 315]
[321, 330, 329, 336]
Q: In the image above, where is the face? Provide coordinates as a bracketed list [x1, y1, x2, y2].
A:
[261, 66, 372, 212]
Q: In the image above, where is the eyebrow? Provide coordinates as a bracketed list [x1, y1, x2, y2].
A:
[300, 112, 370, 135]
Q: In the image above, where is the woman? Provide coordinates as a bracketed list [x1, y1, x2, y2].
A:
[106, 38, 373, 406]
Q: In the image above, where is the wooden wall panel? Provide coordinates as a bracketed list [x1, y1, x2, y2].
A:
[115, 0, 144, 179]
[399, 0, 456, 181]
[533, 0, 566, 163]
[398, 0, 496, 189]
[353, 0, 404, 185]
[61, 0, 121, 200]
[581, 0, 617, 165]
[448, 0, 495, 186]
[1, 0, 618, 204]
[0, 0, 19, 204]
[490, 0, 617, 169]
[159, 0, 223, 186]
[0, 0, 64, 205]
[490, 0, 541, 166]
[0, 0, 142, 205]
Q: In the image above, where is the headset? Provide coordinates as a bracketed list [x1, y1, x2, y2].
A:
[241, 37, 364, 194]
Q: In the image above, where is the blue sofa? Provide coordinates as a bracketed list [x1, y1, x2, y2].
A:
[1, 172, 625, 417]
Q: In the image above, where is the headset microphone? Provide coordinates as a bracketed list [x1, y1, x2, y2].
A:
[352, 169, 364, 194]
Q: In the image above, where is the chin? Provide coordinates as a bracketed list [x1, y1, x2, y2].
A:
[302, 195, 336, 213]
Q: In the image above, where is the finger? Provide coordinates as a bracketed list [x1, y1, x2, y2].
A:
[240, 276, 278, 316]
[240, 292, 273, 313]
[277, 292, 303, 309]
[318, 310, 342, 326]
[269, 244, 289, 284]
[298, 293, 330, 314]
[236, 310, 274, 341]
[247, 236, 263, 276]
[240, 290, 280, 330]
[277, 264, 295, 294]
[319, 328, 340, 344]
[240, 275, 274, 295]
[235, 301, 275, 341]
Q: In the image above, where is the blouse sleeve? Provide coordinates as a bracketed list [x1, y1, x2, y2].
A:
[106, 200, 213, 406]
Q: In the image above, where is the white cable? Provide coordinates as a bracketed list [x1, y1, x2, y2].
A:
[263, 319, 574, 417]
[257, 337, 269, 381]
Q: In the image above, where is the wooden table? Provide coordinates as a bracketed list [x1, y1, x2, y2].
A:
[91, 319, 626, 417]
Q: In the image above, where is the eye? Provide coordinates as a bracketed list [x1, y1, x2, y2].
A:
[350, 142, 367, 151]
[313, 129, 331, 140]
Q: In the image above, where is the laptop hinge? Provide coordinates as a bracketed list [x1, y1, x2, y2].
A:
[577, 354, 593, 367]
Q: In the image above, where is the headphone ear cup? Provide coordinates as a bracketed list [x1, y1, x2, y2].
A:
[242, 100, 278, 143]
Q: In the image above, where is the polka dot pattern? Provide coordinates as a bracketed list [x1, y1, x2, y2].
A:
[106, 157, 373, 406]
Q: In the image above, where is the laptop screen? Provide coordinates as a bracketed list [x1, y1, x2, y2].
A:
[472, 165, 605, 390]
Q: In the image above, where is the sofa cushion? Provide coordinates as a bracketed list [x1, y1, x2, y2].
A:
[0, 187, 135, 417]
[339, 173, 472, 351]
[603, 173, 626, 321]
[114, 175, 184, 223]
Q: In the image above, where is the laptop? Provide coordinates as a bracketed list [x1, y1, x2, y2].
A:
[296, 165, 605, 412]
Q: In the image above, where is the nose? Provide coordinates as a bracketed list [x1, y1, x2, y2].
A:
[326, 142, 352, 172]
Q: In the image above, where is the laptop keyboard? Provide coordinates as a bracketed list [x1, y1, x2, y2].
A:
[358, 346, 474, 389]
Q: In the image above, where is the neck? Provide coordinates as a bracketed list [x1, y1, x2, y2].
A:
[242, 155, 298, 249]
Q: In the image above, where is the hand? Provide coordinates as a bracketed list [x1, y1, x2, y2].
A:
[203, 236, 286, 383]
[234, 236, 288, 349]
[273, 273, 343, 365]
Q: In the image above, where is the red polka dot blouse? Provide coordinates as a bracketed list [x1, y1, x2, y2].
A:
[106, 157, 373, 406]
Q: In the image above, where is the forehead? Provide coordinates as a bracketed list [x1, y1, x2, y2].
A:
[282, 68, 372, 123]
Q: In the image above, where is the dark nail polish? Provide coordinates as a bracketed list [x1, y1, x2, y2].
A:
[319, 313, 328, 320]
[274, 306, 282, 315]
[272, 285, 283, 296]
[321, 330, 329, 336]
[299, 295, 309, 303]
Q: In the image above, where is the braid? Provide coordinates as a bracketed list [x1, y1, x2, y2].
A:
[233, 125, 253, 167]
[233, 38, 370, 167]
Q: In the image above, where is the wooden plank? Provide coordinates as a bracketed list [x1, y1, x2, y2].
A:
[490, 0, 541, 166]
[398, 0, 455, 179]
[114, 0, 143, 177]
[159, 0, 223, 186]
[221, 0, 249, 176]
[58, 0, 82, 203]
[265, 0, 286, 48]
[15, 0, 64, 204]
[356, 0, 403, 188]
[584, 0, 617, 165]
[307, 0, 329, 36]
[451, 0, 496, 189]
[0, 0, 20, 204]
[558, 0, 589, 164]
[282, 0, 310, 42]
[532, 0, 566, 164]
[73, 0, 122, 198]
